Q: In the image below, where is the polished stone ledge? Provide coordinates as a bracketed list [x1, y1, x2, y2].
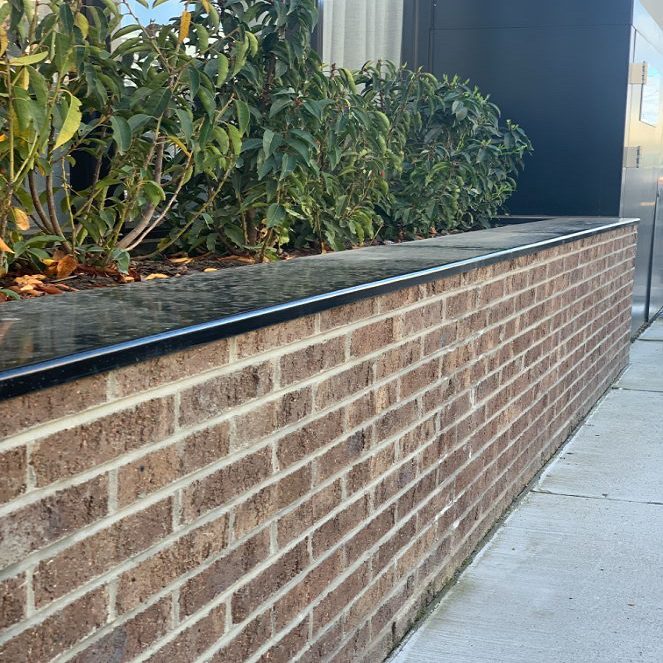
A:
[0, 217, 638, 400]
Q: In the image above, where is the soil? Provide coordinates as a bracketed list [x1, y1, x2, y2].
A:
[0, 231, 465, 304]
[0, 254, 270, 303]
[0, 248, 328, 303]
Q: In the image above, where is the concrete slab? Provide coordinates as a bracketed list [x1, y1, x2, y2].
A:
[391, 493, 663, 663]
[616, 340, 663, 391]
[639, 317, 663, 341]
[537, 389, 663, 503]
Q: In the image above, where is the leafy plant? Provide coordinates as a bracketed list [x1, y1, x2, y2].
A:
[361, 64, 532, 239]
[0, 0, 532, 282]
[0, 0, 247, 274]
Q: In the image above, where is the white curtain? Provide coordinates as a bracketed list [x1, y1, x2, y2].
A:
[321, 0, 404, 70]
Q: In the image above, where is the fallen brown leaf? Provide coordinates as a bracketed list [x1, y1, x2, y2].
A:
[56, 255, 78, 279]
[145, 273, 169, 280]
[38, 284, 65, 295]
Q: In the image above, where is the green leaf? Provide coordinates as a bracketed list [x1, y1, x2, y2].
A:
[197, 86, 215, 118]
[269, 97, 291, 118]
[227, 124, 242, 156]
[8, 51, 48, 66]
[231, 37, 249, 76]
[176, 108, 193, 143]
[145, 89, 172, 118]
[262, 128, 276, 157]
[235, 99, 250, 135]
[194, 24, 209, 50]
[112, 24, 141, 40]
[216, 54, 229, 86]
[213, 126, 229, 153]
[59, 3, 74, 33]
[188, 67, 200, 97]
[266, 203, 287, 228]
[143, 180, 166, 204]
[53, 93, 82, 151]
[110, 116, 132, 153]
[224, 224, 245, 247]
[127, 114, 151, 134]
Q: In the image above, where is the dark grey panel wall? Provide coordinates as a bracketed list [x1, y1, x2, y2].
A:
[432, 0, 633, 30]
[428, 3, 632, 216]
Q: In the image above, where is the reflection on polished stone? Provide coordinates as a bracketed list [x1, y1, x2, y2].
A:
[0, 217, 636, 395]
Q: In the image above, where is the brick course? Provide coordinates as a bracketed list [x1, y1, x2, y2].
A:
[0, 227, 636, 662]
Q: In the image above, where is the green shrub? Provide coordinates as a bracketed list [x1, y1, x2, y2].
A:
[0, 0, 246, 274]
[0, 0, 532, 276]
[358, 62, 532, 240]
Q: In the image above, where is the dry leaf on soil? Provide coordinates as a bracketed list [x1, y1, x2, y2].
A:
[56, 255, 78, 279]
[145, 273, 169, 280]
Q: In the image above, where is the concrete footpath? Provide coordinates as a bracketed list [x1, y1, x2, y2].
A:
[390, 316, 663, 663]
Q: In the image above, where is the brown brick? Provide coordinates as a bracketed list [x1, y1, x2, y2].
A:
[277, 481, 343, 547]
[319, 300, 376, 332]
[345, 569, 395, 634]
[277, 386, 314, 428]
[446, 290, 477, 319]
[312, 495, 369, 558]
[230, 388, 313, 452]
[231, 541, 308, 622]
[280, 337, 346, 387]
[0, 475, 108, 567]
[31, 397, 176, 486]
[315, 361, 373, 410]
[275, 550, 344, 630]
[374, 339, 422, 381]
[373, 459, 416, 507]
[145, 604, 225, 662]
[345, 506, 396, 565]
[399, 359, 440, 400]
[116, 516, 228, 614]
[179, 363, 273, 428]
[210, 610, 272, 662]
[350, 318, 397, 358]
[180, 529, 270, 618]
[0, 446, 26, 504]
[33, 499, 172, 607]
[312, 563, 370, 632]
[399, 300, 444, 338]
[234, 466, 313, 539]
[111, 339, 230, 397]
[374, 400, 418, 443]
[118, 445, 180, 507]
[346, 388, 376, 429]
[298, 622, 343, 663]
[236, 316, 317, 357]
[347, 444, 396, 495]
[377, 286, 421, 314]
[277, 408, 344, 468]
[315, 429, 371, 485]
[372, 516, 417, 574]
[182, 447, 272, 523]
[0, 588, 106, 663]
[0, 574, 26, 629]
[259, 618, 309, 662]
[0, 375, 107, 439]
[72, 596, 171, 663]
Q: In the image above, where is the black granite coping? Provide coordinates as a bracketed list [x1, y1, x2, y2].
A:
[0, 217, 638, 400]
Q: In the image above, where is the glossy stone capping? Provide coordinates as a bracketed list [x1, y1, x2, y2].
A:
[0, 217, 637, 400]
[0, 226, 637, 662]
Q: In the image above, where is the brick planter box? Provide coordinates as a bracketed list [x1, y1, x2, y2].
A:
[0, 219, 637, 662]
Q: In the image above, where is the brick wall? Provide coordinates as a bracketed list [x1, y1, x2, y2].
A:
[0, 226, 636, 662]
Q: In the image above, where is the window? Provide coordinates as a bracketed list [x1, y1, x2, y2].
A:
[319, 0, 405, 69]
